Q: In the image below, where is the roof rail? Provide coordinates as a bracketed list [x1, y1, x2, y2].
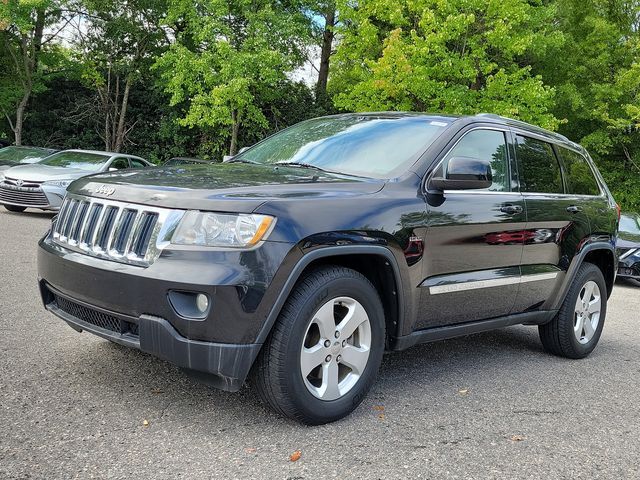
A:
[475, 113, 570, 142]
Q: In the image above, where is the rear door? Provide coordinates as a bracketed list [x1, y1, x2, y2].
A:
[417, 126, 526, 329]
[511, 133, 592, 313]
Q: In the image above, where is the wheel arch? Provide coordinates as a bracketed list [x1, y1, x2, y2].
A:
[254, 245, 406, 348]
[550, 242, 616, 311]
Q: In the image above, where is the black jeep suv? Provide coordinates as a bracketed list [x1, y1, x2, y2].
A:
[37, 113, 619, 424]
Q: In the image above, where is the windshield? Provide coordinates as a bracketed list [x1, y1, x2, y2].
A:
[620, 214, 640, 234]
[0, 146, 50, 164]
[234, 115, 451, 178]
[39, 151, 110, 171]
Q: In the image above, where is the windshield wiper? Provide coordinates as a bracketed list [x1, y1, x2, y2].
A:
[225, 158, 259, 164]
[276, 162, 332, 173]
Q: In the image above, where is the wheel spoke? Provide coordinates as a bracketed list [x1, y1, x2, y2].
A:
[582, 282, 595, 302]
[313, 301, 336, 339]
[574, 314, 585, 337]
[341, 344, 369, 375]
[584, 316, 596, 339]
[320, 361, 340, 400]
[300, 344, 326, 376]
[337, 301, 368, 340]
[587, 297, 601, 314]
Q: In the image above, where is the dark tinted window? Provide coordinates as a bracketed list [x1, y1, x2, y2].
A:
[516, 135, 563, 193]
[110, 158, 130, 170]
[130, 159, 147, 168]
[557, 147, 600, 196]
[440, 129, 509, 191]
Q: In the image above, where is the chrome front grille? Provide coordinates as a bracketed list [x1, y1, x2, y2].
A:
[53, 194, 184, 267]
[0, 177, 48, 206]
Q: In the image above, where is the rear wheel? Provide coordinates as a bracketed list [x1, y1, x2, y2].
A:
[3, 204, 26, 213]
[539, 262, 607, 359]
[253, 266, 385, 425]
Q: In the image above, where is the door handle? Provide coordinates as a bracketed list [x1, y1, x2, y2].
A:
[566, 205, 583, 213]
[500, 204, 523, 215]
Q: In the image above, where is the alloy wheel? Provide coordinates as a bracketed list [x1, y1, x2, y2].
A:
[573, 280, 601, 344]
[300, 296, 372, 401]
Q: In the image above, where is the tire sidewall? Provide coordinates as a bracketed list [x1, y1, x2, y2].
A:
[283, 275, 385, 423]
[564, 265, 607, 356]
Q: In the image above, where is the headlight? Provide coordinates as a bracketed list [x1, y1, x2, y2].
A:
[171, 211, 275, 248]
[44, 179, 73, 188]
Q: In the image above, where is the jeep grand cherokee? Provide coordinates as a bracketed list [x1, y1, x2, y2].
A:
[37, 113, 619, 424]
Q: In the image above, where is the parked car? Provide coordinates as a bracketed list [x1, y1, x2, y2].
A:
[0, 149, 151, 212]
[0, 146, 57, 172]
[163, 157, 214, 166]
[616, 212, 640, 282]
[37, 113, 619, 424]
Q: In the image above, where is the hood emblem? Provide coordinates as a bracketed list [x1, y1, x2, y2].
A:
[95, 184, 116, 196]
[16, 179, 23, 187]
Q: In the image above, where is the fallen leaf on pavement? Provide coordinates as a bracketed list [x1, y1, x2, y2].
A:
[378, 413, 385, 420]
[244, 447, 257, 454]
[458, 389, 469, 395]
[373, 405, 385, 411]
[510, 435, 525, 442]
[142, 419, 149, 427]
[290, 450, 302, 462]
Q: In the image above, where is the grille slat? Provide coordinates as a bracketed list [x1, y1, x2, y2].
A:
[80, 204, 103, 246]
[52, 293, 138, 336]
[53, 195, 174, 267]
[0, 185, 49, 206]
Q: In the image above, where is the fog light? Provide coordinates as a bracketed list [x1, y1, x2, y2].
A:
[196, 293, 209, 313]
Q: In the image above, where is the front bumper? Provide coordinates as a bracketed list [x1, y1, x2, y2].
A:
[617, 249, 640, 279]
[38, 230, 298, 389]
[0, 182, 65, 210]
[41, 283, 260, 391]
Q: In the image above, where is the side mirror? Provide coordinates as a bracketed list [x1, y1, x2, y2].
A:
[222, 155, 234, 162]
[238, 146, 249, 154]
[108, 167, 117, 172]
[429, 156, 492, 191]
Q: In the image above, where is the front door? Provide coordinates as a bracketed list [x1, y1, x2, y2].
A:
[416, 127, 526, 330]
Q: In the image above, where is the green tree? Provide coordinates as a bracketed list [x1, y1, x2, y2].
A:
[155, 0, 312, 156]
[71, 0, 168, 152]
[537, 0, 640, 209]
[0, 0, 65, 145]
[329, 0, 563, 129]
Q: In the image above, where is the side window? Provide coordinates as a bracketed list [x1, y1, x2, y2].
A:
[516, 135, 563, 194]
[130, 159, 146, 169]
[438, 129, 509, 191]
[557, 147, 600, 196]
[109, 158, 130, 170]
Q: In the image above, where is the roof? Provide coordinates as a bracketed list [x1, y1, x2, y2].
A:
[330, 112, 582, 152]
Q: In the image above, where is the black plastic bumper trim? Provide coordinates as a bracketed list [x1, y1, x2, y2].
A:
[43, 287, 260, 392]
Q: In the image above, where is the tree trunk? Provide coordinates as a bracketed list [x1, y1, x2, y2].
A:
[13, 93, 30, 146]
[114, 75, 131, 153]
[315, 7, 336, 103]
[11, 8, 46, 146]
[230, 109, 240, 156]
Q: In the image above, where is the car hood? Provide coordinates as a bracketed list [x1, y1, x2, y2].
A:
[3, 164, 97, 181]
[617, 237, 640, 249]
[69, 163, 385, 212]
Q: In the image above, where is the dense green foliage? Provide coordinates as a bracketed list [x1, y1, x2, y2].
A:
[1, 0, 639, 208]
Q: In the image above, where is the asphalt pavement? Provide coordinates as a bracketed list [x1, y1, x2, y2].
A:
[1, 209, 639, 479]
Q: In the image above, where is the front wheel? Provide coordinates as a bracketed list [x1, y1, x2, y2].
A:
[253, 266, 385, 425]
[539, 262, 607, 359]
[3, 204, 26, 212]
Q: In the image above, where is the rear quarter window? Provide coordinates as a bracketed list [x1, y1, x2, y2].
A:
[557, 147, 600, 196]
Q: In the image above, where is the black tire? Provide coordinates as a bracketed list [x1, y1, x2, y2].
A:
[4, 204, 26, 213]
[253, 266, 385, 425]
[539, 262, 607, 359]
